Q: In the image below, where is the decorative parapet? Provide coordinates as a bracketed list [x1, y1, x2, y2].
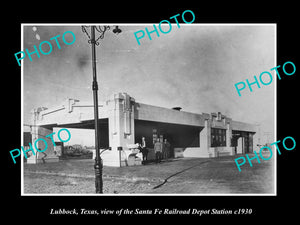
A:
[31, 98, 106, 126]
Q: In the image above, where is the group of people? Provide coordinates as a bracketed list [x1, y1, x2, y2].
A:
[138, 136, 171, 164]
[154, 138, 171, 163]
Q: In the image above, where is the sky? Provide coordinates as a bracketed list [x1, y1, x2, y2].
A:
[22, 24, 275, 145]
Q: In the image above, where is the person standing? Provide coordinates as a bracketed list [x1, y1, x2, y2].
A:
[141, 136, 148, 164]
[163, 139, 171, 160]
[162, 139, 166, 160]
[154, 139, 162, 163]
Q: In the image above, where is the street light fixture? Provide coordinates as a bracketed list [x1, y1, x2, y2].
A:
[81, 25, 121, 193]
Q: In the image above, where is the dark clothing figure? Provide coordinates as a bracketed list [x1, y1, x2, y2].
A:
[162, 145, 167, 160]
[163, 139, 171, 159]
[140, 137, 148, 164]
[141, 147, 148, 162]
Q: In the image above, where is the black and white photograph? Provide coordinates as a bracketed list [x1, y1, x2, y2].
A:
[21, 24, 276, 195]
[4, 5, 298, 221]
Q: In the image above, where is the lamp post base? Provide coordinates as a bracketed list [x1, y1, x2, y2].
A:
[94, 159, 103, 193]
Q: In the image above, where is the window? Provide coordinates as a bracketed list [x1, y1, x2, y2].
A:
[211, 128, 226, 147]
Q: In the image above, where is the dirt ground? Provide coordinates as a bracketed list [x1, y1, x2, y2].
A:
[23, 154, 275, 195]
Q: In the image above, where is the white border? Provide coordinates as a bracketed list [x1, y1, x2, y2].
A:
[274, 24, 277, 196]
[21, 23, 277, 196]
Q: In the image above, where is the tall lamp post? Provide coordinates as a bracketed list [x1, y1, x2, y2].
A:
[82, 25, 122, 193]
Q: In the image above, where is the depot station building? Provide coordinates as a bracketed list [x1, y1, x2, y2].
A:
[28, 93, 256, 167]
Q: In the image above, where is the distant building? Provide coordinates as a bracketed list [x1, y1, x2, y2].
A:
[27, 93, 256, 166]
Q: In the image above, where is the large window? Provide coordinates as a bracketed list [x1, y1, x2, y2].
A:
[211, 128, 226, 147]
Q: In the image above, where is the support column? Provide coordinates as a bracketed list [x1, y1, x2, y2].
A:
[249, 133, 254, 153]
[28, 126, 59, 164]
[199, 119, 211, 157]
[106, 93, 135, 166]
[237, 136, 243, 154]
[226, 122, 234, 155]
[28, 108, 59, 164]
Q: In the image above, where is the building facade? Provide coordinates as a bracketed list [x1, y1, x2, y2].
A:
[27, 93, 256, 166]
